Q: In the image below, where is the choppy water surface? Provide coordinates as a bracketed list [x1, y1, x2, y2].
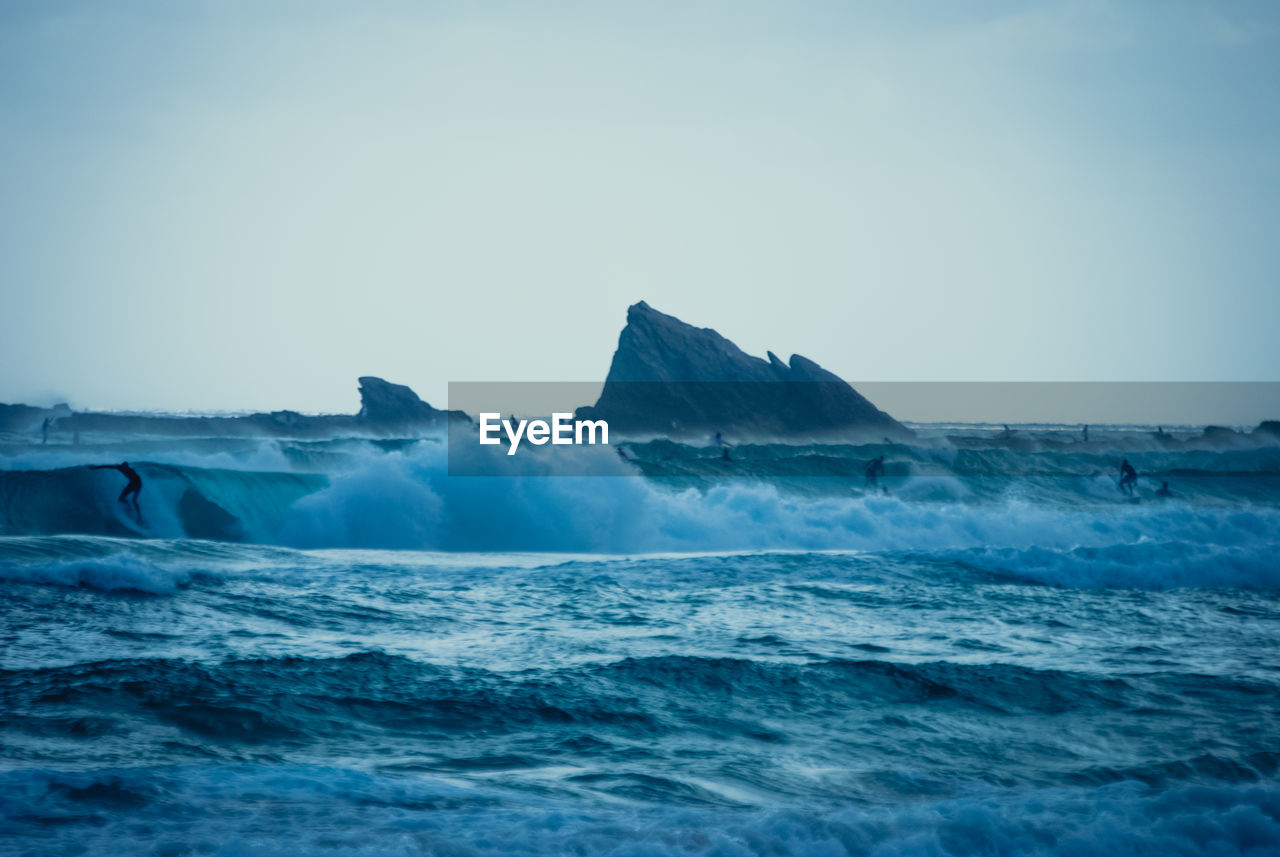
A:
[2, 432, 1279, 855]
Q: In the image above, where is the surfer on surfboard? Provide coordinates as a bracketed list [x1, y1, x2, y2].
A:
[865, 455, 886, 488]
[90, 462, 143, 515]
[1118, 459, 1138, 497]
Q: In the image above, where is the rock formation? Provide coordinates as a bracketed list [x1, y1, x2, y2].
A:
[12, 378, 462, 439]
[357, 376, 446, 426]
[576, 301, 909, 439]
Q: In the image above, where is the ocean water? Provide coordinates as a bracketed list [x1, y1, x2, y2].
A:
[2, 431, 1279, 855]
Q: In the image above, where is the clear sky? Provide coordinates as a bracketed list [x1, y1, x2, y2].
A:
[2, 1, 1278, 414]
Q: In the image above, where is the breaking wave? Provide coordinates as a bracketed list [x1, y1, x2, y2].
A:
[1, 439, 1277, 591]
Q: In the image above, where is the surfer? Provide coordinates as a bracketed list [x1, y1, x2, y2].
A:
[712, 431, 732, 461]
[1155, 481, 1173, 497]
[865, 455, 886, 488]
[1118, 459, 1138, 496]
[90, 461, 143, 512]
[41, 417, 51, 445]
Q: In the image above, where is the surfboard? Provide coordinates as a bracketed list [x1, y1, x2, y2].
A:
[115, 504, 149, 536]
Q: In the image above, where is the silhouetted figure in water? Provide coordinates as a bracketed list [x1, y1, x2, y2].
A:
[1082, 425, 1089, 443]
[41, 418, 51, 445]
[710, 432, 732, 461]
[1156, 481, 1173, 498]
[865, 455, 886, 488]
[91, 462, 142, 513]
[1119, 459, 1138, 496]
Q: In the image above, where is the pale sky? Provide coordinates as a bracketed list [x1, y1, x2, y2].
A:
[2, 1, 1278, 414]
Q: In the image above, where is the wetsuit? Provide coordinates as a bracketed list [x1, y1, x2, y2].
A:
[92, 463, 142, 506]
[1119, 461, 1138, 496]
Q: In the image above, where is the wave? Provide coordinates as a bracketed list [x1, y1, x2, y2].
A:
[3, 531, 1279, 603]
[5, 646, 1275, 823]
[0, 442, 1277, 583]
[0, 463, 325, 541]
[5, 651, 1275, 754]
[624, 438, 1280, 483]
[0, 652, 660, 745]
[943, 539, 1280, 590]
[0, 552, 193, 595]
[2, 764, 1278, 856]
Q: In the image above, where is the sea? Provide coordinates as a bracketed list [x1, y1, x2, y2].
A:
[2, 425, 1279, 855]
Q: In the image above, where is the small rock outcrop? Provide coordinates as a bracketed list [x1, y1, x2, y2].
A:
[357, 377, 444, 426]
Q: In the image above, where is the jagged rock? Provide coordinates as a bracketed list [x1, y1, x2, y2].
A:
[357, 377, 441, 425]
[356, 377, 470, 429]
[577, 301, 909, 439]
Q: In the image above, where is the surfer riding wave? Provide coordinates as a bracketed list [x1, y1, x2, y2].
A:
[90, 461, 143, 515]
